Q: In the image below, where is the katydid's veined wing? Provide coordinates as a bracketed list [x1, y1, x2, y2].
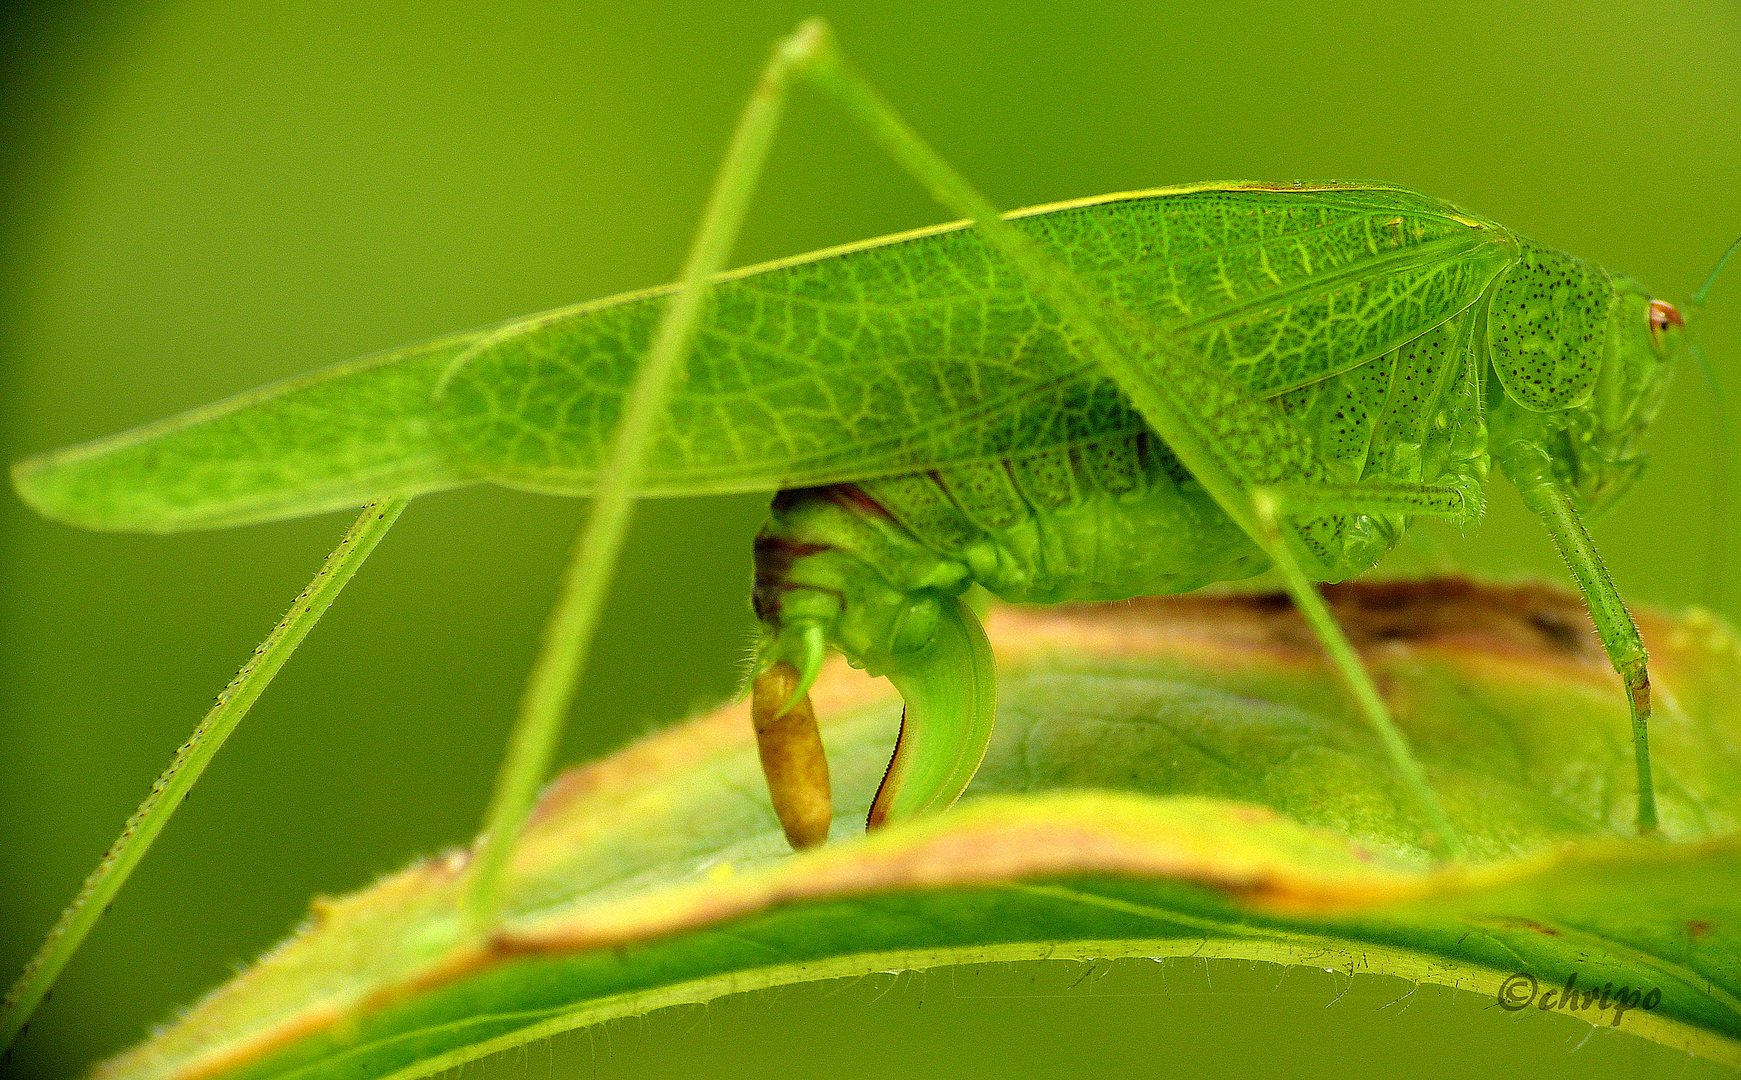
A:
[13, 185, 1514, 533]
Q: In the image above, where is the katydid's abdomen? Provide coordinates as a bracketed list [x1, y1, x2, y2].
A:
[755, 433, 1270, 675]
[755, 417, 1417, 686]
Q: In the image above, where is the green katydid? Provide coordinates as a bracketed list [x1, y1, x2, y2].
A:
[3, 16, 1734, 1054]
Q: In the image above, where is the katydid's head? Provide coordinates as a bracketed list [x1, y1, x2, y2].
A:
[1493, 251, 1718, 520]
[1582, 237, 1737, 599]
[1533, 272, 1678, 517]
[1484, 246, 1679, 515]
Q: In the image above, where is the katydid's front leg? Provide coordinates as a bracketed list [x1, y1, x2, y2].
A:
[1500, 441, 1658, 835]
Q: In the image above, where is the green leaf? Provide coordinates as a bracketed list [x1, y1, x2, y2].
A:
[93, 579, 1741, 1080]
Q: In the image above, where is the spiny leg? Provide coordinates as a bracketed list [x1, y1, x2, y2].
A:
[1501, 442, 1658, 835]
[0, 499, 407, 1053]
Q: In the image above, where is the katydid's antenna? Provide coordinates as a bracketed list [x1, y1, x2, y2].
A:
[1685, 236, 1741, 612]
[1689, 237, 1741, 310]
[1689, 339, 1731, 610]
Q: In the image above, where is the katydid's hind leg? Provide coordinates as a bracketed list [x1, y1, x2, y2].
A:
[1251, 490, 1464, 859]
[2, 499, 407, 1052]
[782, 21, 1466, 854]
[781, 22, 1470, 856]
[1501, 445, 1658, 835]
[466, 19, 833, 916]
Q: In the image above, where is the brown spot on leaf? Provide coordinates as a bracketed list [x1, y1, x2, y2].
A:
[994, 577, 1615, 674]
[1527, 608, 1584, 652]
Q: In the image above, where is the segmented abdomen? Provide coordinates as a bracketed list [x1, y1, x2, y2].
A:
[754, 432, 1327, 677]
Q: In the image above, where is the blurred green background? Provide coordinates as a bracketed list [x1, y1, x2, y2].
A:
[1, 1, 1737, 1077]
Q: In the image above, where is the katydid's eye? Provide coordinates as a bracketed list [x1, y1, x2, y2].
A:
[1648, 299, 1683, 339]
